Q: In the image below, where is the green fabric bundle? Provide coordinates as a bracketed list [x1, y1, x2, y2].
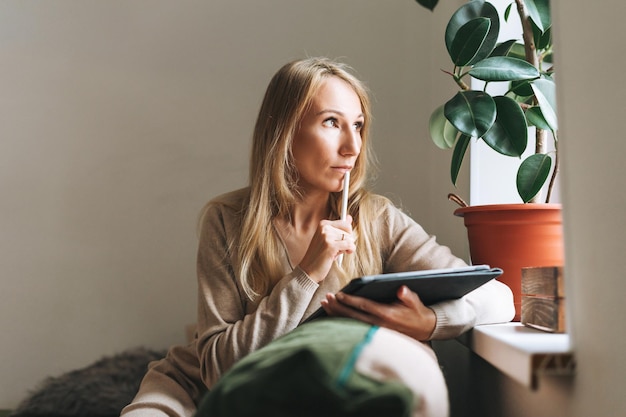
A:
[196, 318, 414, 417]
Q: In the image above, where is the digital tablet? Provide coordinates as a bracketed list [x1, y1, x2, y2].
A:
[303, 265, 502, 323]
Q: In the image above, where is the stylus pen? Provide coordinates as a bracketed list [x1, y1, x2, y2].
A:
[338, 170, 350, 266]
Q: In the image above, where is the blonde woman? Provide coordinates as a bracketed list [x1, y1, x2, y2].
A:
[121, 57, 514, 417]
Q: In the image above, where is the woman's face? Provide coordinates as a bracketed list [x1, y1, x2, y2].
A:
[292, 76, 363, 195]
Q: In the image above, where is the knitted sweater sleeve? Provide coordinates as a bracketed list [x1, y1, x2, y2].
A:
[381, 203, 515, 340]
[120, 342, 205, 417]
[194, 201, 319, 389]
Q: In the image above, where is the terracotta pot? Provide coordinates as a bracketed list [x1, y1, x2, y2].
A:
[454, 204, 564, 321]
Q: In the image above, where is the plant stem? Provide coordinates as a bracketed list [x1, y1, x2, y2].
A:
[545, 133, 559, 203]
[453, 74, 470, 91]
[516, 0, 547, 149]
[535, 128, 547, 155]
[515, 0, 538, 69]
[442, 68, 470, 91]
[528, 127, 547, 203]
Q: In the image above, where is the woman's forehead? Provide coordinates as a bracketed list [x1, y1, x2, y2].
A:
[308, 77, 363, 117]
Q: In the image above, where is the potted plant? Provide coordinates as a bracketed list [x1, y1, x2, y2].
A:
[416, 0, 564, 320]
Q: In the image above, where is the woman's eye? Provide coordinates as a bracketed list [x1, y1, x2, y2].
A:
[353, 121, 364, 131]
[323, 118, 338, 128]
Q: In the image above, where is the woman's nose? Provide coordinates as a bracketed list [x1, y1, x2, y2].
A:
[340, 129, 361, 156]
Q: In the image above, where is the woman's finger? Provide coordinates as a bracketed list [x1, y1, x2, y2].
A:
[322, 287, 436, 341]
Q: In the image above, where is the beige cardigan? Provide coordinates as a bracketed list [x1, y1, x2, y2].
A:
[121, 188, 514, 417]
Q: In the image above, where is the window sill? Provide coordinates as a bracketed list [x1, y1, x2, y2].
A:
[456, 322, 576, 389]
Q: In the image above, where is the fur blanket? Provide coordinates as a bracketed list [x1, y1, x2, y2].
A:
[10, 347, 166, 417]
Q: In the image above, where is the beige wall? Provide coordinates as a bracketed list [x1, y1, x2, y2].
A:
[553, 0, 626, 415]
[0, 0, 468, 407]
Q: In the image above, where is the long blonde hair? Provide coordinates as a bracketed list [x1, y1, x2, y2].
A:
[238, 57, 386, 300]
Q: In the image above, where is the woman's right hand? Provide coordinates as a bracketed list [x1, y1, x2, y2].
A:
[298, 215, 355, 283]
[321, 286, 437, 341]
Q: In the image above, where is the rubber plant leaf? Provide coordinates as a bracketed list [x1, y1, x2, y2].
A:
[517, 153, 552, 202]
[482, 95, 528, 157]
[414, 0, 438, 11]
[526, 106, 552, 130]
[448, 18, 492, 67]
[445, 1, 499, 66]
[507, 42, 527, 60]
[444, 91, 496, 138]
[533, 22, 552, 51]
[531, 78, 558, 130]
[525, 0, 551, 33]
[429, 105, 459, 149]
[451, 134, 471, 186]
[504, 3, 513, 21]
[489, 39, 517, 58]
[510, 80, 534, 97]
[469, 56, 540, 81]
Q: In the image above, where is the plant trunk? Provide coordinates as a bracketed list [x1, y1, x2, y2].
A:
[515, 0, 538, 68]
[546, 134, 559, 203]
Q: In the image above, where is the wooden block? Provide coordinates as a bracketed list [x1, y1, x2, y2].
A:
[521, 296, 566, 333]
[521, 266, 564, 298]
[521, 266, 566, 333]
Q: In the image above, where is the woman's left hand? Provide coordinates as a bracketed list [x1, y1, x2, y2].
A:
[320, 285, 437, 341]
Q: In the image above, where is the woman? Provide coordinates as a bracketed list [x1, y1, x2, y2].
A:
[121, 57, 514, 417]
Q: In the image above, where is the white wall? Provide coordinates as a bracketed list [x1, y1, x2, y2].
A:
[0, 0, 469, 408]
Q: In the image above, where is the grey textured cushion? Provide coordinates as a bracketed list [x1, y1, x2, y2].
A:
[10, 347, 165, 417]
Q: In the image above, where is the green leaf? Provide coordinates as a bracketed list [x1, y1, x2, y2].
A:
[538, 26, 552, 50]
[517, 153, 552, 203]
[429, 105, 459, 149]
[444, 91, 496, 138]
[531, 78, 558, 130]
[451, 134, 471, 186]
[482, 96, 528, 157]
[504, 3, 513, 21]
[532, 19, 552, 50]
[489, 39, 517, 57]
[507, 42, 527, 60]
[469, 56, 540, 82]
[526, 0, 551, 33]
[445, 1, 500, 66]
[415, 0, 439, 11]
[543, 51, 554, 65]
[510, 79, 534, 97]
[524, 0, 546, 33]
[526, 106, 552, 130]
[449, 18, 491, 67]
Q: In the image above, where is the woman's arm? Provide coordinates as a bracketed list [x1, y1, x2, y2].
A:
[121, 342, 205, 417]
[194, 201, 319, 389]
[383, 205, 514, 338]
[428, 277, 514, 339]
[322, 202, 514, 340]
